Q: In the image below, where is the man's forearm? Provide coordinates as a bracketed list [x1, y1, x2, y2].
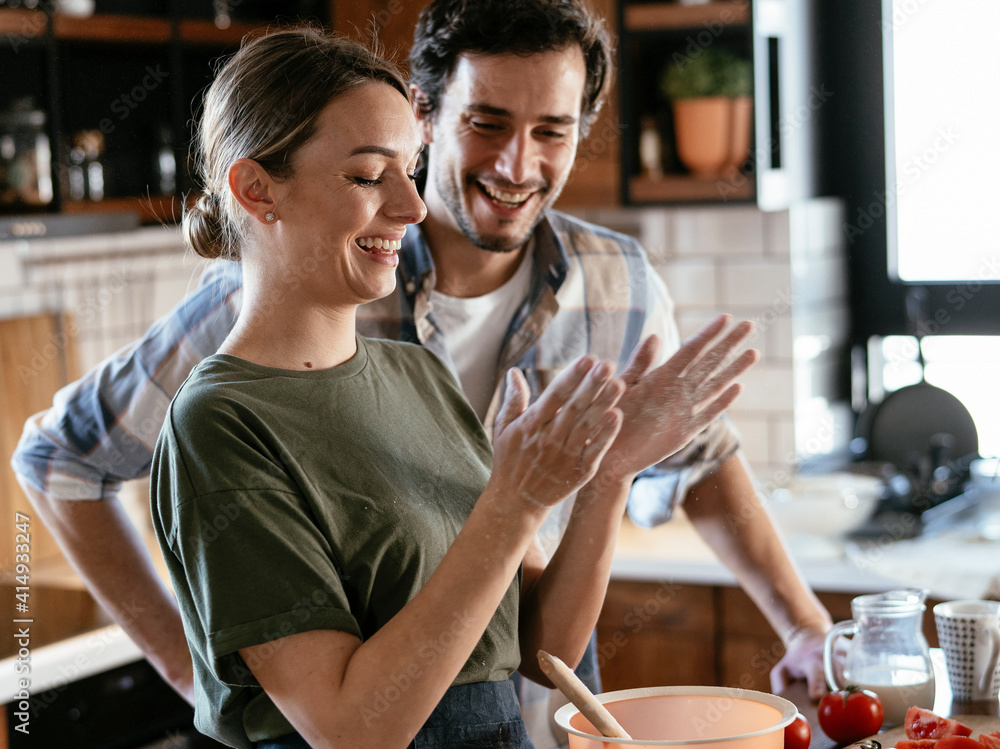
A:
[20, 483, 195, 704]
[682, 453, 832, 642]
[519, 471, 633, 681]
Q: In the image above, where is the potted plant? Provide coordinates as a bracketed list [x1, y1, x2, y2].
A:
[660, 46, 752, 178]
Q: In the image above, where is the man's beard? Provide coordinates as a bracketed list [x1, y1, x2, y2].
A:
[435, 171, 561, 253]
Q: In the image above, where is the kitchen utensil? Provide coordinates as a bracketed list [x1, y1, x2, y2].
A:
[934, 600, 1000, 702]
[537, 650, 631, 739]
[823, 588, 936, 726]
[553, 685, 796, 748]
[766, 473, 883, 538]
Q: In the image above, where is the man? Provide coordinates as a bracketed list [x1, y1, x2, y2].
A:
[12, 0, 830, 744]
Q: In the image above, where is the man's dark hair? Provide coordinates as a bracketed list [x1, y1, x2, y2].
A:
[409, 0, 614, 137]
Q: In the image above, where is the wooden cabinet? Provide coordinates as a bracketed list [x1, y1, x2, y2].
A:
[0, 313, 99, 659]
[598, 580, 944, 693]
[597, 581, 717, 690]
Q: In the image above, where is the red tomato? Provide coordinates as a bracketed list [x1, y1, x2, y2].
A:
[937, 738, 985, 749]
[979, 731, 1000, 749]
[897, 741, 939, 749]
[905, 707, 973, 740]
[817, 686, 884, 744]
[784, 713, 811, 749]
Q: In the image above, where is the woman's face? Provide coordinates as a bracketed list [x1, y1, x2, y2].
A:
[268, 82, 426, 309]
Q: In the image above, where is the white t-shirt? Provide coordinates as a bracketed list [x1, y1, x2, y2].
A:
[430, 243, 535, 421]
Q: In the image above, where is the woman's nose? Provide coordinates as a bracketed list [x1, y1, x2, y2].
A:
[387, 177, 427, 225]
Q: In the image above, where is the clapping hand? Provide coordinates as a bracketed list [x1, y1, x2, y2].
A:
[490, 355, 625, 511]
[599, 314, 759, 482]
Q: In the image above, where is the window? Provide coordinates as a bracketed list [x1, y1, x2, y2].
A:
[818, 1, 999, 463]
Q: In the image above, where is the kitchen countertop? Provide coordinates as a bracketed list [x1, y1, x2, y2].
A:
[610, 511, 902, 593]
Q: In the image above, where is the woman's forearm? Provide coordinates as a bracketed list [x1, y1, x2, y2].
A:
[683, 454, 832, 641]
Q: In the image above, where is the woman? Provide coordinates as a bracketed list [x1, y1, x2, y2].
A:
[152, 28, 753, 749]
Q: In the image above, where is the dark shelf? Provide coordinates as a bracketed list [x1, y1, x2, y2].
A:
[52, 14, 172, 42]
[0, 4, 330, 222]
[629, 174, 754, 204]
[619, 1, 756, 205]
[623, 1, 750, 32]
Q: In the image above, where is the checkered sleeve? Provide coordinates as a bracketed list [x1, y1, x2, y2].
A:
[10, 261, 242, 501]
[626, 251, 742, 527]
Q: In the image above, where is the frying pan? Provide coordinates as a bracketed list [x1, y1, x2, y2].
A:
[857, 380, 979, 471]
[860, 288, 981, 473]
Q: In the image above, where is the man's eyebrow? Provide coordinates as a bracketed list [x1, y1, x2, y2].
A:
[466, 103, 577, 126]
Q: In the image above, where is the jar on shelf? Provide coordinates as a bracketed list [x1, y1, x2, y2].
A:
[0, 98, 54, 211]
[66, 130, 106, 202]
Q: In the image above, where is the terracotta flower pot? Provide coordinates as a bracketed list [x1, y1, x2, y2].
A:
[723, 95, 754, 178]
[672, 96, 754, 178]
[672, 96, 732, 177]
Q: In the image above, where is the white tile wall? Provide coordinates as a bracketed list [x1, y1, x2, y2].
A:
[672, 205, 764, 256]
[655, 258, 718, 307]
[571, 197, 851, 481]
[0, 226, 202, 372]
[719, 259, 793, 307]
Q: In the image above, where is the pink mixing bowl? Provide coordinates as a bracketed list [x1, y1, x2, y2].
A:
[553, 686, 797, 749]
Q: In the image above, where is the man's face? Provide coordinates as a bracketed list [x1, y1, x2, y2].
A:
[418, 47, 587, 253]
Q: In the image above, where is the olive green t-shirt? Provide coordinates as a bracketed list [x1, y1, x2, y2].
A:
[151, 336, 518, 748]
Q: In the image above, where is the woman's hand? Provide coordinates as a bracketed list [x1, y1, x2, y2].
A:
[599, 314, 759, 483]
[490, 355, 624, 511]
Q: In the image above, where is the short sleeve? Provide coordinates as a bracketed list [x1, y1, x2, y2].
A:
[175, 489, 361, 683]
[154, 393, 361, 687]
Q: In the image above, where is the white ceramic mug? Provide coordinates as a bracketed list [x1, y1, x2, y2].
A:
[934, 600, 1000, 701]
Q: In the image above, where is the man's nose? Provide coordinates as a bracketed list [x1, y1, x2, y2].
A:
[495, 131, 538, 186]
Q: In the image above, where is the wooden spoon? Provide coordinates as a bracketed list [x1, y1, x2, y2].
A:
[537, 649, 633, 740]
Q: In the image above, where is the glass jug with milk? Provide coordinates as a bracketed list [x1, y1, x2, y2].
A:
[823, 589, 935, 727]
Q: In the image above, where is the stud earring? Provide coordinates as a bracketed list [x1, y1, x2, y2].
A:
[265, 212, 276, 223]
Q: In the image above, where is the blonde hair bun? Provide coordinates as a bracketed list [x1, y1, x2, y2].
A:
[182, 192, 234, 260]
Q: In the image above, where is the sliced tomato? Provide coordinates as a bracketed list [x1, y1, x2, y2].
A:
[937, 737, 985, 749]
[896, 740, 939, 749]
[904, 707, 973, 740]
[979, 730, 1000, 749]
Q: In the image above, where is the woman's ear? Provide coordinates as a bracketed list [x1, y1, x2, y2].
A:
[410, 84, 434, 145]
[228, 158, 278, 224]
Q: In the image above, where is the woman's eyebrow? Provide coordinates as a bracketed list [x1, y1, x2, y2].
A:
[349, 143, 425, 160]
[349, 145, 399, 158]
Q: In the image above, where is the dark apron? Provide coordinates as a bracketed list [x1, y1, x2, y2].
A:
[255, 679, 533, 749]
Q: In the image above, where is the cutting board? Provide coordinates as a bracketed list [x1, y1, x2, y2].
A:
[873, 715, 1000, 747]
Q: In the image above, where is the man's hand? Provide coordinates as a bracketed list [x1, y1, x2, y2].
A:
[770, 626, 830, 701]
[600, 314, 759, 482]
